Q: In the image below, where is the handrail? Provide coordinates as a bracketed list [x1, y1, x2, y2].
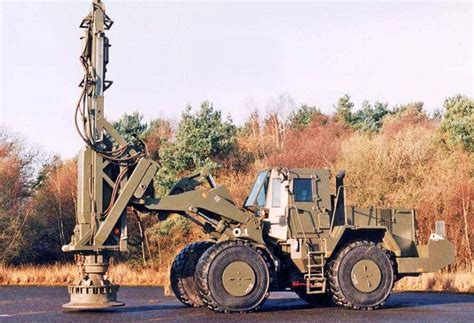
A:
[286, 205, 308, 244]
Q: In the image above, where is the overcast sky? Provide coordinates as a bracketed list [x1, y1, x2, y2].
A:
[0, 0, 472, 158]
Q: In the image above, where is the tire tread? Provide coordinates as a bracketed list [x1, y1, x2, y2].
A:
[195, 240, 270, 313]
[327, 240, 395, 310]
[170, 241, 214, 307]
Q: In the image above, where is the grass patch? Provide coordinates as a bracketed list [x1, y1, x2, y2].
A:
[0, 263, 167, 287]
[1, 264, 472, 294]
[394, 271, 473, 293]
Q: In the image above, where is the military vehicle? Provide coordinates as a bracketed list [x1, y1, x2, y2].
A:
[62, 0, 455, 312]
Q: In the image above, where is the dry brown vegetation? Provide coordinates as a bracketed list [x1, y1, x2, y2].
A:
[394, 271, 474, 293]
[0, 264, 166, 287]
[337, 122, 473, 260]
[1, 264, 472, 294]
[0, 95, 472, 291]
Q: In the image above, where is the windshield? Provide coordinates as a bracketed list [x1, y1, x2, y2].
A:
[245, 171, 269, 208]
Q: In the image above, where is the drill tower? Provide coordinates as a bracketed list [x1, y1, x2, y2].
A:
[62, 0, 158, 309]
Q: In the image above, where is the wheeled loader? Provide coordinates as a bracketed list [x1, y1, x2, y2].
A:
[62, 0, 455, 312]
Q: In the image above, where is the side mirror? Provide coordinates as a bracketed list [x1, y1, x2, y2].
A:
[435, 220, 446, 239]
[288, 179, 294, 195]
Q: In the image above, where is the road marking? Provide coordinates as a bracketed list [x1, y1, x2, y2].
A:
[0, 311, 48, 317]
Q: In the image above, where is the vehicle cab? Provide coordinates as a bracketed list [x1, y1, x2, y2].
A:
[244, 168, 333, 242]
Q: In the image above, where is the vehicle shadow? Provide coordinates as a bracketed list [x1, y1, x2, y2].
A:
[116, 304, 186, 313]
[63, 293, 474, 315]
[65, 304, 185, 314]
[260, 293, 474, 313]
[386, 292, 474, 309]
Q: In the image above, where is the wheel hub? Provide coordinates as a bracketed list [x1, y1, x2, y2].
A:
[222, 261, 256, 297]
[350, 259, 382, 293]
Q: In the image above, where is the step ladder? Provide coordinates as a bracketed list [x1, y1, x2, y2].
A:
[304, 249, 326, 294]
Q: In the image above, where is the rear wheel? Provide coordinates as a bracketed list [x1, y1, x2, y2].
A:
[195, 240, 270, 313]
[170, 241, 214, 307]
[328, 240, 394, 310]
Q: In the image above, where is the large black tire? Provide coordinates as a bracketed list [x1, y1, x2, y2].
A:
[195, 240, 270, 313]
[294, 288, 332, 307]
[170, 241, 215, 307]
[328, 240, 394, 310]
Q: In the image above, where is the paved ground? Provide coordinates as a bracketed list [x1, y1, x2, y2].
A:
[0, 287, 473, 322]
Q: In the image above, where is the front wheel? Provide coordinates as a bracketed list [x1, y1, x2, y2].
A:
[328, 240, 394, 310]
[170, 241, 215, 307]
[195, 240, 270, 313]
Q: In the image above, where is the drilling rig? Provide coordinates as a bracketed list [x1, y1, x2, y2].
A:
[61, 0, 159, 309]
[62, 0, 455, 312]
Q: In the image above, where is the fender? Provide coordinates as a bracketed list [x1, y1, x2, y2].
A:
[326, 226, 401, 258]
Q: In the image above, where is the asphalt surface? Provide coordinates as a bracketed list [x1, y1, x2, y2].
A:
[0, 287, 472, 322]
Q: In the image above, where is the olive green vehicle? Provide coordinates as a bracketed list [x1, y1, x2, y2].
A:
[62, 0, 455, 312]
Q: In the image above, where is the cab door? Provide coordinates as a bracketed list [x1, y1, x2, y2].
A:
[288, 172, 319, 238]
[265, 169, 289, 241]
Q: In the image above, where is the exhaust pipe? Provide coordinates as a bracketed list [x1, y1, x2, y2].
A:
[336, 170, 345, 206]
[336, 170, 345, 189]
[334, 170, 346, 226]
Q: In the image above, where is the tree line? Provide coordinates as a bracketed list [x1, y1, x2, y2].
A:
[0, 94, 472, 270]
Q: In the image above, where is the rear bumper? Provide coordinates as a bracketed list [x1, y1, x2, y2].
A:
[396, 238, 455, 274]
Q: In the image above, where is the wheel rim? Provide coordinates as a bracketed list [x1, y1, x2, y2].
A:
[222, 261, 256, 297]
[350, 259, 382, 293]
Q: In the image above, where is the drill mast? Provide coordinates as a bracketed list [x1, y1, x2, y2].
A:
[63, 0, 158, 309]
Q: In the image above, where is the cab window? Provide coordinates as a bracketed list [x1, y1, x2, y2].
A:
[271, 178, 281, 207]
[294, 179, 313, 202]
[245, 171, 269, 208]
[256, 183, 267, 207]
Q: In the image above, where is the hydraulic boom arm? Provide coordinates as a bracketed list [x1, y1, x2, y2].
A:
[63, 1, 265, 309]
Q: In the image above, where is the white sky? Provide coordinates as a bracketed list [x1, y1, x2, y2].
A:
[0, 0, 472, 158]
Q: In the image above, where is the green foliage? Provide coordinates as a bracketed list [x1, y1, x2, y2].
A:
[335, 95, 391, 132]
[392, 102, 424, 115]
[287, 104, 321, 129]
[5, 94, 473, 268]
[142, 118, 173, 161]
[438, 95, 474, 152]
[351, 101, 391, 132]
[334, 94, 355, 125]
[143, 118, 173, 141]
[432, 108, 443, 120]
[156, 102, 237, 191]
[113, 112, 148, 141]
[157, 215, 191, 237]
